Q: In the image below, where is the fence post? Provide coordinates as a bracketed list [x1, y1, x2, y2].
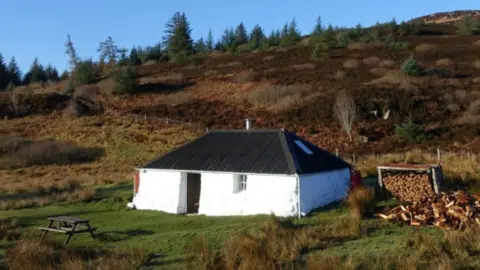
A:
[165, 117, 169, 125]
[353, 153, 356, 163]
[437, 148, 441, 162]
[335, 148, 339, 157]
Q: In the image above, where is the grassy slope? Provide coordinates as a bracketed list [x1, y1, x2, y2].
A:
[0, 185, 440, 269]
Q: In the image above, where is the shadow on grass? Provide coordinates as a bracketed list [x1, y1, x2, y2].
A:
[96, 229, 155, 243]
[135, 82, 195, 94]
[144, 253, 186, 267]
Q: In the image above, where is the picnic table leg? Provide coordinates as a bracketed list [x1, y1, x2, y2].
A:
[86, 223, 96, 239]
[40, 220, 54, 241]
[64, 224, 78, 245]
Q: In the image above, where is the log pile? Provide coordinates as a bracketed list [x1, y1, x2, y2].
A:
[382, 170, 435, 202]
[377, 190, 480, 230]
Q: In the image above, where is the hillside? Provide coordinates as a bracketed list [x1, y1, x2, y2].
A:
[2, 20, 480, 159]
[410, 10, 480, 25]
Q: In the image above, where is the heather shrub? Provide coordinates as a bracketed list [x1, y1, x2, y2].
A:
[456, 16, 480, 36]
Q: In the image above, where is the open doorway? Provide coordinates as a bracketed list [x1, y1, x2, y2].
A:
[186, 173, 201, 213]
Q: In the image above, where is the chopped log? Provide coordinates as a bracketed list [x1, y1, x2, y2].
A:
[377, 190, 480, 230]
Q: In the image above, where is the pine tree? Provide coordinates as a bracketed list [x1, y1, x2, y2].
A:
[129, 48, 141, 65]
[206, 29, 214, 52]
[235, 22, 248, 45]
[268, 30, 281, 46]
[45, 64, 59, 81]
[248, 25, 265, 49]
[0, 53, 8, 90]
[221, 27, 236, 51]
[28, 58, 47, 83]
[323, 24, 337, 46]
[163, 12, 194, 59]
[7, 57, 22, 86]
[117, 49, 129, 66]
[280, 19, 301, 47]
[60, 70, 69, 80]
[288, 19, 301, 41]
[97, 36, 119, 65]
[312, 16, 323, 35]
[194, 38, 207, 53]
[65, 34, 79, 71]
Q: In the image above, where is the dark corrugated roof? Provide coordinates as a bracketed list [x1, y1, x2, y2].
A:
[141, 129, 350, 175]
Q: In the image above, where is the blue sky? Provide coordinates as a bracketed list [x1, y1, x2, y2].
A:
[1, 0, 478, 73]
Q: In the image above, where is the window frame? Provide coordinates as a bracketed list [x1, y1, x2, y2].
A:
[234, 174, 247, 193]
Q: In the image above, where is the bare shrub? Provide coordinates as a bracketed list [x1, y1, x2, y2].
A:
[346, 187, 376, 219]
[343, 59, 361, 69]
[414, 43, 436, 53]
[291, 63, 316, 71]
[367, 70, 418, 90]
[0, 218, 21, 241]
[218, 61, 242, 68]
[263, 55, 276, 61]
[160, 92, 192, 106]
[473, 40, 480, 46]
[234, 70, 258, 83]
[369, 68, 388, 77]
[447, 103, 461, 113]
[0, 137, 104, 169]
[347, 43, 370, 50]
[143, 60, 157, 66]
[64, 85, 103, 117]
[155, 73, 184, 83]
[7, 240, 149, 270]
[379, 59, 395, 68]
[333, 70, 346, 80]
[275, 47, 289, 53]
[333, 89, 356, 141]
[362, 56, 380, 65]
[186, 236, 219, 269]
[6, 82, 19, 115]
[436, 58, 455, 67]
[473, 60, 480, 69]
[247, 84, 313, 111]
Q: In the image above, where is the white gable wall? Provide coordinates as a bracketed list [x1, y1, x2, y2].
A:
[298, 168, 350, 216]
[198, 173, 299, 217]
[132, 170, 187, 214]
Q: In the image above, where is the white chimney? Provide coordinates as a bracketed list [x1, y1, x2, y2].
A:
[245, 118, 252, 130]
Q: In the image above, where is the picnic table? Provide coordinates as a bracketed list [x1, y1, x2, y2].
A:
[39, 216, 97, 245]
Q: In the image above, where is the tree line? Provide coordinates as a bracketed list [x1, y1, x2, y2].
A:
[4, 10, 465, 92]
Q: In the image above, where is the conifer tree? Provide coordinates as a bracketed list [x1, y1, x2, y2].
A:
[129, 48, 141, 65]
[65, 34, 79, 71]
[60, 70, 69, 80]
[163, 12, 193, 58]
[248, 25, 265, 49]
[0, 53, 8, 90]
[268, 30, 281, 47]
[45, 64, 59, 81]
[312, 16, 323, 35]
[221, 27, 236, 51]
[28, 58, 47, 83]
[323, 24, 337, 46]
[7, 57, 22, 86]
[206, 29, 214, 52]
[194, 38, 207, 53]
[235, 22, 248, 45]
[97, 36, 119, 65]
[280, 19, 301, 47]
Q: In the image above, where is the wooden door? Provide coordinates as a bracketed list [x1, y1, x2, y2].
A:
[186, 173, 201, 213]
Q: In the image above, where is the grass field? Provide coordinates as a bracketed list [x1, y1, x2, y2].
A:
[1, 183, 468, 269]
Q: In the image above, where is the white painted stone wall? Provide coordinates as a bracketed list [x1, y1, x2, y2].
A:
[132, 170, 186, 214]
[298, 168, 350, 216]
[197, 173, 299, 217]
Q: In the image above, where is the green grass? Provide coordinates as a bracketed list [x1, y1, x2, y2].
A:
[0, 186, 440, 269]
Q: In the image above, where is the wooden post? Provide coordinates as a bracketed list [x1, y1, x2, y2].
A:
[437, 148, 441, 162]
[353, 153, 356, 163]
[144, 114, 147, 121]
[335, 149, 339, 157]
[377, 167, 384, 199]
[165, 117, 169, 125]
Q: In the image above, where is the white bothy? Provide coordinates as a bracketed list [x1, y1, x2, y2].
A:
[130, 127, 351, 217]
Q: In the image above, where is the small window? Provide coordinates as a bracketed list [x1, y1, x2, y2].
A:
[234, 174, 247, 193]
[294, 140, 313, 155]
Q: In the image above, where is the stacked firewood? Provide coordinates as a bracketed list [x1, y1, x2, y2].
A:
[377, 190, 480, 230]
[382, 170, 436, 202]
